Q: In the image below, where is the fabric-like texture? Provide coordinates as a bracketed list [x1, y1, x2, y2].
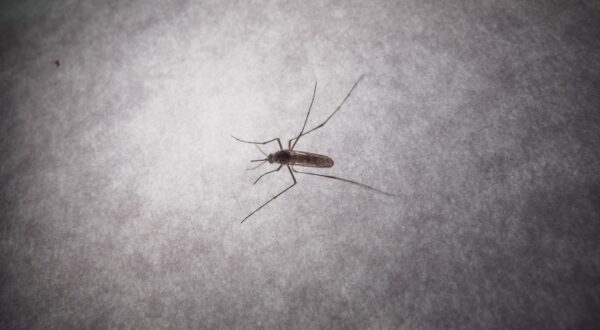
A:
[1, 0, 599, 328]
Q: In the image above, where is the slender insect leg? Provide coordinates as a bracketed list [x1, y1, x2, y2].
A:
[288, 74, 364, 148]
[290, 81, 318, 150]
[241, 166, 297, 223]
[253, 165, 282, 185]
[232, 135, 283, 151]
[291, 167, 398, 197]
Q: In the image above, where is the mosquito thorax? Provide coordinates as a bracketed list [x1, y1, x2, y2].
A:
[272, 150, 292, 164]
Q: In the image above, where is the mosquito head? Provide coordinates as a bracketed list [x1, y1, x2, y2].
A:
[267, 154, 275, 163]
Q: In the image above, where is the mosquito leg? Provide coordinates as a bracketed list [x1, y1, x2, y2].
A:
[289, 74, 364, 149]
[291, 167, 398, 197]
[232, 135, 283, 151]
[290, 81, 318, 150]
[241, 166, 297, 223]
[253, 165, 282, 185]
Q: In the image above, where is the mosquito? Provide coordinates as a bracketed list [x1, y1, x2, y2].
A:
[233, 75, 398, 223]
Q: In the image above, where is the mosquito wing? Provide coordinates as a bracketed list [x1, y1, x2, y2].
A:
[288, 150, 334, 168]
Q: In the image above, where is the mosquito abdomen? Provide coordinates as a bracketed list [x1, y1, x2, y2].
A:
[287, 150, 334, 168]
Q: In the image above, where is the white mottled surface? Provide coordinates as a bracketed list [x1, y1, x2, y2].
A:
[1, 0, 599, 328]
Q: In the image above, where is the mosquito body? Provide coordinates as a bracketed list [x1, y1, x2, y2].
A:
[233, 75, 397, 223]
[266, 149, 334, 168]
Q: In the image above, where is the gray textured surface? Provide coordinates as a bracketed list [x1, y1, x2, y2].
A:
[1, 0, 599, 329]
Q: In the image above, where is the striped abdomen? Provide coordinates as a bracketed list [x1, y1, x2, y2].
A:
[273, 150, 334, 168]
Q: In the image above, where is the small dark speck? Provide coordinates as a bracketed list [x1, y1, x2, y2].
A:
[54, 60, 60, 67]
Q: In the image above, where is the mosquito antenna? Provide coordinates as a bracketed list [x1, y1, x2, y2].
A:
[246, 160, 267, 171]
[292, 168, 399, 197]
[254, 145, 268, 157]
